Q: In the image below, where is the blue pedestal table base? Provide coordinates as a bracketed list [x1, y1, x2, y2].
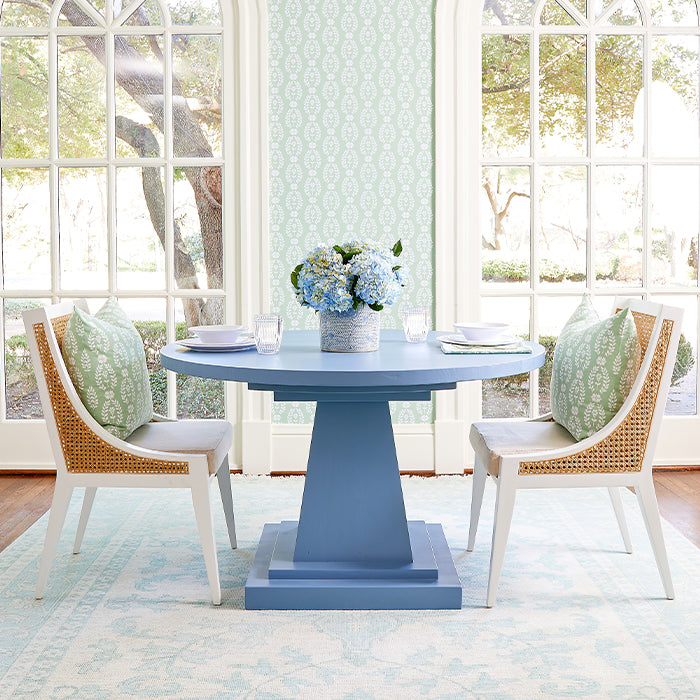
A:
[244, 400, 462, 610]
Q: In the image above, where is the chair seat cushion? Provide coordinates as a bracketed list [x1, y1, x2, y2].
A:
[126, 419, 232, 474]
[470, 420, 577, 476]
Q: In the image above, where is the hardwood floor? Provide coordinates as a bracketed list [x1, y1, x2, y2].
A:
[0, 471, 699, 554]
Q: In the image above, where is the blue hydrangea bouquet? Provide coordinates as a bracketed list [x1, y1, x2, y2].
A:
[291, 240, 404, 352]
[291, 239, 403, 312]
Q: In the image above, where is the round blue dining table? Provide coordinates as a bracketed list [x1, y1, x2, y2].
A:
[160, 329, 545, 610]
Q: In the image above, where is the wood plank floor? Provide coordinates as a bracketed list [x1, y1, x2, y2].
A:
[0, 471, 699, 554]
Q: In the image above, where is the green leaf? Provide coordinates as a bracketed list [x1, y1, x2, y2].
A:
[392, 240, 402, 257]
[352, 298, 360, 310]
[369, 303, 383, 311]
[392, 265, 401, 272]
[290, 263, 303, 289]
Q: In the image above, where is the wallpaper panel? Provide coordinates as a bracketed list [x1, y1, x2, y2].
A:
[269, 0, 435, 424]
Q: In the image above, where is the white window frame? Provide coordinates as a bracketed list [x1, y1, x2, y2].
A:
[436, 0, 700, 468]
[0, 0, 268, 471]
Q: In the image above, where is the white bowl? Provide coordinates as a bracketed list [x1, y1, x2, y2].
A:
[189, 325, 245, 344]
[454, 322, 510, 343]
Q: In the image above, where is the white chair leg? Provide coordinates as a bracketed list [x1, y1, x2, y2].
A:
[636, 476, 674, 600]
[216, 458, 237, 549]
[191, 478, 222, 605]
[73, 487, 97, 554]
[486, 479, 516, 608]
[36, 480, 74, 599]
[608, 487, 633, 554]
[467, 461, 488, 551]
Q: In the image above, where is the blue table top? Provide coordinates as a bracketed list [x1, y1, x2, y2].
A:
[160, 330, 545, 390]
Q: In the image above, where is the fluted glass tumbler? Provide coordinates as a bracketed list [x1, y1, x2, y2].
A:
[401, 307, 430, 343]
[254, 314, 283, 354]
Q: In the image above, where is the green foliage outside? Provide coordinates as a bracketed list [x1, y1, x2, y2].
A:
[482, 256, 618, 283]
[4, 320, 224, 420]
[483, 331, 695, 419]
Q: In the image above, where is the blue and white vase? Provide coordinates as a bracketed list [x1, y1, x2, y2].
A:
[319, 305, 380, 352]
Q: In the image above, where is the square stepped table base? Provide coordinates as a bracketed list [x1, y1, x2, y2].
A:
[245, 520, 462, 610]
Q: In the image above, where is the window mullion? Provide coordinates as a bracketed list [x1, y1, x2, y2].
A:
[163, 24, 177, 418]
[587, 25, 595, 294]
[48, 19, 60, 301]
[643, 22, 652, 295]
[531, 27, 539, 298]
[106, 21, 117, 296]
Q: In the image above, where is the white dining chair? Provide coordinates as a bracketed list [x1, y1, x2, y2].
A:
[23, 300, 237, 605]
[468, 297, 683, 607]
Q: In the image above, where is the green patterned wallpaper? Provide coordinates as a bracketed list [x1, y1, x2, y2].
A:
[268, 0, 435, 424]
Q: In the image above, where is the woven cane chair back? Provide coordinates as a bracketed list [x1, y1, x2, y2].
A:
[519, 300, 678, 476]
[26, 302, 188, 477]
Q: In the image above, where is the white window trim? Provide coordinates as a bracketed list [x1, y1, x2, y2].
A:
[435, 0, 700, 467]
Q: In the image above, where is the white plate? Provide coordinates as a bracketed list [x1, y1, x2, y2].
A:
[177, 336, 255, 352]
[437, 333, 521, 347]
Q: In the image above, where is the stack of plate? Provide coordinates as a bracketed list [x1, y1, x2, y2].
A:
[436, 333, 520, 347]
[438, 321, 518, 347]
[177, 325, 255, 352]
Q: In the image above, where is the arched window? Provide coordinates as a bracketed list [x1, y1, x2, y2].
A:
[435, 0, 700, 466]
[480, 0, 700, 434]
[0, 0, 233, 426]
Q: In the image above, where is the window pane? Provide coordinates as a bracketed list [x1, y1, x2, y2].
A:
[172, 35, 222, 158]
[114, 35, 165, 159]
[595, 35, 642, 157]
[482, 0, 533, 25]
[0, 38, 48, 158]
[124, 0, 164, 26]
[650, 295, 697, 416]
[651, 166, 699, 287]
[481, 166, 531, 285]
[116, 167, 166, 290]
[1, 1, 48, 25]
[594, 166, 643, 287]
[117, 297, 167, 417]
[168, 0, 222, 25]
[482, 35, 530, 158]
[4, 298, 48, 420]
[58, 36, 106, 159]
[480, 296, 530, 418]
[1, 169, 51, 290]
[538, 166, 587, 287]
[650, 0, 699, 26]
[174, 297, 224, 419]
[651, 37, 700, 158]
[539, 35, 586, 157]
[604, 0, 643, 25]
[540, 0, 577, 25]
[59, 168, 108, 290]
[174, 166, 223, 291]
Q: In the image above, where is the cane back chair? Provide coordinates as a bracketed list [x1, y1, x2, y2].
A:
[468, 297, 683, 607]
[23, 300, 237, 605]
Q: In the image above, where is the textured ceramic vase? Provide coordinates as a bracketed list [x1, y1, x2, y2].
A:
[319, 305, 380, 352]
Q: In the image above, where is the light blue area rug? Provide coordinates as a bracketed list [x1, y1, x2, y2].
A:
[1, 476, 699, 699]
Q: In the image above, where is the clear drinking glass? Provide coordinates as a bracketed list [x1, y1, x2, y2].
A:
[401, 306, 430, 343]
[253, 314, 283, 354]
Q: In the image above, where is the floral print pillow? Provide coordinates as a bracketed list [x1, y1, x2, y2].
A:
[61, 298, 153, 439]
[551, 296, 641, 441]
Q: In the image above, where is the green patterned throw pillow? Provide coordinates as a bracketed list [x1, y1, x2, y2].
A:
[61, 298, 153, 439]
[550, 296, 641, 441]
